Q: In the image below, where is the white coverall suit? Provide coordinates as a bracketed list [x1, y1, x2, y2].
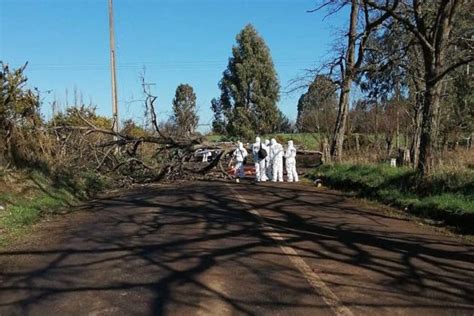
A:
[233, 142, 248, 178]
[252, 137, 268, 182]
[285, 140, 299, 182]
[270, 139, 284, 182]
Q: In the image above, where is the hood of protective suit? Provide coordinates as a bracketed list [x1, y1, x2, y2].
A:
[265, 139, 270, 146]
[271, 138, 276, 146]
[238, 142, 244, 150]
[255, 137, 261, 143]
[288, 140, 294, 148]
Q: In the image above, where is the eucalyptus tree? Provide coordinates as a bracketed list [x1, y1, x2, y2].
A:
[215, 24, 280, 139]
[172, 84, 198, 137]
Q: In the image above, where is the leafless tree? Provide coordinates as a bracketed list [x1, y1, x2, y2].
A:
[364, 0, 474, 175]
[310, 0, 394, 161]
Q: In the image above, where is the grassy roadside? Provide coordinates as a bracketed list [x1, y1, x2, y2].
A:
[0, 168, 108, 246]
[308, 164, 474, 234]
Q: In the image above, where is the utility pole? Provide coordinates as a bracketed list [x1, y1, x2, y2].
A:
[108, 0, 119, 133]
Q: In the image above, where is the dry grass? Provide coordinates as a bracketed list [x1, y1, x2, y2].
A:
[436, 148, 474, 171]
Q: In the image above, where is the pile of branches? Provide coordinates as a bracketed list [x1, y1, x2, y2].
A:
[52, 86, 234, 185]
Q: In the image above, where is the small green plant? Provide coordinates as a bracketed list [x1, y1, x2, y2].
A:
[3, 205, 41, 227]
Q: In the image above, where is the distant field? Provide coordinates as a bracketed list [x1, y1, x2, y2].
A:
[205, 133, 323, 150]
[205, 133, 413, 151]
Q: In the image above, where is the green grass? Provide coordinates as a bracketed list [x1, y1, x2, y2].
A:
[0, 169, 108, 245]
[205, 134, 225, 142]
[205, 132, 412, 151]
[309, 164, 474, 234]
[3, 195, 68, 228]
[265, 133, 322, 150]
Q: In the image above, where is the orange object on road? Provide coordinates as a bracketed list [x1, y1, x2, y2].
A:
[227, 165, 255, 176]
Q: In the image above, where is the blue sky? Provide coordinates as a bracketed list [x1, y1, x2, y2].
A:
[1, 0, 346, 132]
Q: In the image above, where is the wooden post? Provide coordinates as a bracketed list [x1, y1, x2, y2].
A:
[321, 137, 331, 164]
[355, 133, 360, 152]
[108, 0, 119, 133]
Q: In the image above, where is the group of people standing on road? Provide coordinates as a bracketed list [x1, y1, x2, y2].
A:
[232, 137, 298, 183]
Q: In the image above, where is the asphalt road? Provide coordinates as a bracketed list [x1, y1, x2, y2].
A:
[0, 180, 473, 316]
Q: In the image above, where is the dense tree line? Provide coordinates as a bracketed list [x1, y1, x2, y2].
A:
[208, 9, 471, 178]
[3, 4, 471, 180]
[303, 0, 473, 176]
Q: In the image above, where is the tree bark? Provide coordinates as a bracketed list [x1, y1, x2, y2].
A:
[321, 137, 331, 164]
[418, 81, 443, 176]
[386, 134, 393, 157]
[355, 133, 360, 152]
[411, 95, 422, 169]
[331, 79, 352, 160]
[330, 0, 358, 161]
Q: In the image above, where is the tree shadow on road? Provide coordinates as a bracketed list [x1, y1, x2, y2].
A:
[0, 180, 473, 315]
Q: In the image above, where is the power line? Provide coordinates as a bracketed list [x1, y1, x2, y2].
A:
[26, 58, 318, 69]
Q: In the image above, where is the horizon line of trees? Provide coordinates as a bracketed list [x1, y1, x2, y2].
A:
[210, 2, 473, 177]
[3, 2, 472, 179]
[304, 0, 473, 177]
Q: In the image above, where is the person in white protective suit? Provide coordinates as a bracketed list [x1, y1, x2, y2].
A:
[232, 141, 248, 182]
[270, 138, 284, 182]
[264, 139, 272, 180]
[285, 140, 299, 182]
[251, 137, 268, 182]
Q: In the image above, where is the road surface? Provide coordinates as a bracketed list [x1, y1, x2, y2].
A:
[0, 180, 473, 315]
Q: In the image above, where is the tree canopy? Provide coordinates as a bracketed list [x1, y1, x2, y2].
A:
[214, 24, 280, 139]
[172, 83, 198, 137]
[296, 75, 338, 134]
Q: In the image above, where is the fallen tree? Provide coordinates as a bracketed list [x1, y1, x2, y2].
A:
[51, 82, 235, 184]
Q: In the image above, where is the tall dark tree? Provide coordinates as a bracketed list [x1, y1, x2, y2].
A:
[276, 110, 293, 133]
[172, 84, 198, 137]
[210, 98, 226, 134]
[296, 75, 338, 134]
[216, 24, 280, 139]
